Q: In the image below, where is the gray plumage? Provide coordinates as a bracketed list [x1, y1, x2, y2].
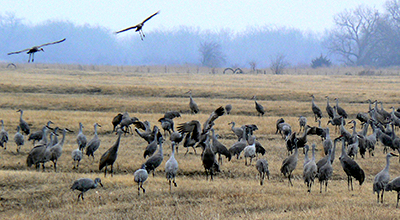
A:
[280, 141, 299, 186]
[27, 131, 53, 171]
[303, 145, 310, 167]
[14, 125, 24, 153]
[304, 143, 317, 193]
[298, 116, 307, 133]
[229, 121, 244, 141]
[71, 177, 103, 201]
[243, 136, 256, 166]
[49, 128, 70, 172]
[50, 127, 60, 147]
[228, 128, 248, 159]
[202, 140, 218, 181]
[28, 121, 53, 145]
[169, 131, 183, 153]
[317, 136, 340, 172]
[385, 176, 400, 208]
[187, 90, 199, 114]
[256, 158, 270, 186]
[252, 95, 265, 116]
[276, 118, 292, 139]
[99, 129, 123, 177]
[335, 97, 348, 119]
[86, 123, 101, 160]
[311, 95, 322, 122]
[134, 164, 148, 195]
[158, 117, 174, 136]
[77, 122, 87, 151]
[119, 112, 140, 134]
[225, 104, 232, 115]
[143, 126, 160, 158]
[143, 136, 164, 176]
[318, 148, 333, 193]
[165, 142, 178, 192]
[0, 119, 9, 150]
[72, 146, 83, 169]
[163, 111, 181, 119]
[339, 138, 365, 191]
[34, 125, 51, 147]
[325, 96, 334, 119]
[17, 109, 30, 135]
[373, 153, 398, 203]
[323, 127, 333, 155]
[210, 129, 231, 165]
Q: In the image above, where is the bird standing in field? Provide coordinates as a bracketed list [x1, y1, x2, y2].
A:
[14, 125, 24, 153]
[304, 143, 317, 193]
[385, 176, 400, 208]
[281, 140, 299, 186]
[373, 153, 398, 203]
[134, 164, 148, 195]
[8, 38, 66, 62]
[311, 95, 322, 122]
[17, 109, 30, 135]
[165, 142, 178, 192]
[76, 122, 87, 151]
[115, 11, 160, 40]
[0, 120, 9, 150]
[252, 96, 265, 116]
[339, 138, 365, 191]
[72, 146, 83, 169]
[186, 90, 199, 114]
[256, 158, 270, 186]
[99, 129, 123, 177]
[71, 177, 103, 202]
[86, 123, 101, 161]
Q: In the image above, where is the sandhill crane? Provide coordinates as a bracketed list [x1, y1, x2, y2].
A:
[143, 136, 164, 176]
[0, 120, 9, 150]
[14, 125, 24, 153]
[311, 95, 322, 122]
[374, 153, 398, 203]
[50, 127, 60, 147]
[339, 138, 365, 191]
[378, 101, 391, 121]
[303, 143, 317, 193]
[229, 122, 244, 141]
[134, 164, 148, 195]
[356, 112, 369, 128]
[327, 108, 342, 133]
[8, 38, 66, 62]
[186, 90, 199, 114]
[276, 118, 292, 139]
[243, 136, 256, 166]
[280, 140, 299, 186]
[256, 158, 270, 185]
[318, 148, 333, 193]
[210, 128, 231, 165]
[335, 97, 348, 119]
[202, 140, 218, 181]
[49, 128, 72, 172]
[323, 127, 333, 155]
[298, 116, 307, 133]
[163, 111, 181, 119]
[317, 136, 340, 172]
[99, 129, 123, 177]
[170, 131, 183, 153]
[86, 123, 101, 160]
[385, 176, 400, 208]
[325, 96, 334, 119]
[158, 117, 174, 136]
[27, 130, 53, 171]
[72, 146, 83, 169]
[76, 122, 87, 151]
[252, 96, 265, 116]
[71, 177, 103, 202]
[135, 124, 160, 144]
[347, 121, 359, 159]
[165, 142, 178, 192]
[115, 11, 160, 40]
[144, 127, 162, 158]
[111, 113, 123, 132]
[225, 104, 232, 115]
[16, 109, 30, 135]
[303, 145, 310, 167]
[28, 121, 53, 145]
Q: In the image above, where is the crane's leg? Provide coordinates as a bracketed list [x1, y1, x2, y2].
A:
[397, 192, 400, 208]
[32, 53, 35, 62]
[137, 183, 140, 195]
[28, 54, 31, 63]
[54, 160, 57, 172]
[320, 181, 323, 193]
[169, 180, 172, 192]
[288, 174, 293, 186]
[104, 165, 107, 177]
[381, 191, 385, 203]
[141, 183, 146, 194]
[325, 180, 328, 192]
[173, 178, 177, 187]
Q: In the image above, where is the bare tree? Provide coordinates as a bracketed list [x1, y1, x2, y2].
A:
[270, 53, 289, 75]
[325, 5, 380, 66]
[198, 40, 226, 68]
[249, 61, 257, 72]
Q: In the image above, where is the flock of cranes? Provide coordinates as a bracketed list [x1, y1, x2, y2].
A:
[3, 91, 400, 208]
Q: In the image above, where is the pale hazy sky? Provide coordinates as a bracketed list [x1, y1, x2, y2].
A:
[0, 0, 386, 34]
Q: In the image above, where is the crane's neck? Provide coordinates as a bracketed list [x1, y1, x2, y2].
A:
[59, 129, 67, 146]
[113, 132, 122, 152]
[311, 145, 316, 161]
[340, 138, 347, 158]
[94, 125, 98, 136]
[79, 124, 83, 134]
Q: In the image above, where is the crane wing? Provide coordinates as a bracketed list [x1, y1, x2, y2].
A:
[115, 25, 140, 34]
[142, 11, 160, 24]
[7, 48, 31, 55]
[37, 38, 66, 48]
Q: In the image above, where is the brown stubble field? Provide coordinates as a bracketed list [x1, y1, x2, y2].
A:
[1, 64, 400, 219]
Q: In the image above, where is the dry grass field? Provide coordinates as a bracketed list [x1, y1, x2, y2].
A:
[1, 63, 400, 219]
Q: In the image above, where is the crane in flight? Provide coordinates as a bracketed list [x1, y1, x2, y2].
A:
[115, 11, 160, 40]
[7, 38, 66, 63]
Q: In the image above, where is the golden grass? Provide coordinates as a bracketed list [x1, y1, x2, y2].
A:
[1, 64, 400, 219]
